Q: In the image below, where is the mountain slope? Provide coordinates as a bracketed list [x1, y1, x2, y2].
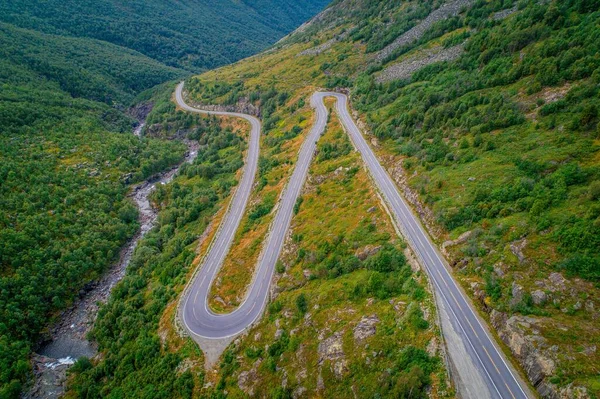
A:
[0, 2, 329, 397]
[69, 88, 451, 398]
[0, 24, 188, 395]
[0, 23, 185, 105]
[66, 0, 600, 398]
[0, 0, 330, 71]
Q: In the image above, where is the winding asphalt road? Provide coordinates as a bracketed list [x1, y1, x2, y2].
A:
[176, 83, 531, 398]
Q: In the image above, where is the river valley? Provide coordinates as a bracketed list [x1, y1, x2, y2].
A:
[26, 137, 199, 399]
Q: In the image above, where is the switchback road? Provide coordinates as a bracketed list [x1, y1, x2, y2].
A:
[176, 83, 531, 398]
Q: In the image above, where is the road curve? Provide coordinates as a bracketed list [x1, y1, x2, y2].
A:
[176, 83, 530, 398]
[177, 83, 328, 339]
[176, 82, 262, 338]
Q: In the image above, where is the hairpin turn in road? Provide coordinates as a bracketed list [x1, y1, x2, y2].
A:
[175, 82, 532, 399]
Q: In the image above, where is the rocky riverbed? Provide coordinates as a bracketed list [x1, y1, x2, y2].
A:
[25, 137, 199, 399]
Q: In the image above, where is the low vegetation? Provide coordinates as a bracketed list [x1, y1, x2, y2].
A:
[206, 87, 314, 312]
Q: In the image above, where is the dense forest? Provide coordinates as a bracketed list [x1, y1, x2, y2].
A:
[0, 0, 330, 71]
[0, 23, 185, 105]
[0, 38, 186, 395]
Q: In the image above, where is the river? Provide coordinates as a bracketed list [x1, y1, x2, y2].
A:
[25, 139, 199, 398]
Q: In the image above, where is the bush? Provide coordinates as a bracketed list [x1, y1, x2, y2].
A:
[276, 261, 286, 274]
[296, 293, 308, 315]
[70, 357, 92, 374]
[590, 181, 600, 201]
[560, 254, 600, 281]
[364, 245, 407, 272]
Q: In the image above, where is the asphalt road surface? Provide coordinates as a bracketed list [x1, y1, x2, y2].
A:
[327, 92, 530, 399]
[176, 83, 531, 398]
[177, 84, 328, 339]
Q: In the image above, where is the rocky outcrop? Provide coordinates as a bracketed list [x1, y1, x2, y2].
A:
[237, 359, 261, 396]
[128, 102, 153, 136]
[298, 30, 350, 56]
[24, 355, 73, 399]
[492, 6, 517, 20]
[128, 101, 153, 123]
[531, 290, 548, 306]
[376, 0, 474, 61]
[538, 383, 591, 399]
[488, 310, 581, 398]
[510, 238, 528, 263]
[292, 386, 307, 398]
[353, 315, 380, 343]
[510, 282, 525, 307]
[441, 230, 473, 258]
[318, 331, 347, 378]
[298, 38, 336, 56]
[376, 44, 464, 83]
[186, 99, 261, 118]
[182, 91, 260, 117]
[355, 245, 381, 261]
[548, 272, 567, 291]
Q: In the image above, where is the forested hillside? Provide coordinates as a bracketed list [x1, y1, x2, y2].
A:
[0, 23, 185, 105]
[0, 0, 330, 71]
[0, 27, 187, 397]
[66, 0, 600, 398]
[0, 1, 329, 397]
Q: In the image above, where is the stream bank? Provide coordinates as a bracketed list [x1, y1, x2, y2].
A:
[25, 136, 199, 399]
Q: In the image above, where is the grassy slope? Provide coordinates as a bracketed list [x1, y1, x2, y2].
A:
[209, 107, 449, 398]
[68, 91, 451, 398]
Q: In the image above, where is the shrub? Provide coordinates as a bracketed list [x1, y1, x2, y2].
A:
[296, 293, 308, 315]
[70, 357, 92, 374]
[590, 181, 600, 201]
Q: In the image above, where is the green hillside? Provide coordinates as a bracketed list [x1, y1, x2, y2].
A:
[65, 0, 600, 398]
[0, 24, 188, 398]
[0, 1, 329, 397]
[0, 23, 185, 105]
[0, 0, 330, 71]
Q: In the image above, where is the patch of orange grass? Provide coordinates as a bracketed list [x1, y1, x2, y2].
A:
[207, 104, 314, 312]
[158, 301, 187, 352]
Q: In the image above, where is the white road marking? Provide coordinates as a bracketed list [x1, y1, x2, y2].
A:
[176, 85, 530, 398]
